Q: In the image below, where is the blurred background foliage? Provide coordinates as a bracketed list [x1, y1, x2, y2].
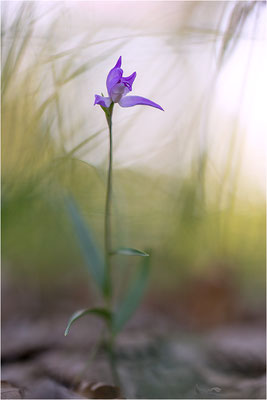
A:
[2, 1, 265, 310]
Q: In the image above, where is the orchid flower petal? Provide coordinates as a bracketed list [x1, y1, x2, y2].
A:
[106, 57, 123, 96]
[119, 96, 164, 110]
[106, 68, 123, 97]
[114, 56, 122, 69]
[94, 95, 112, 108]
[110, 83, 128, 103]
[121, 72, 137, 92]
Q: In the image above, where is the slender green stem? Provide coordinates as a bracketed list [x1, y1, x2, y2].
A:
[75, 328, 106, 383]
[107, 334, 121, 388]
[104, 102, 114, 299]
[103, 103, 121, 389]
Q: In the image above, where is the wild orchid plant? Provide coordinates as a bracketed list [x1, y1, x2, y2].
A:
[64, 56, 163, 386]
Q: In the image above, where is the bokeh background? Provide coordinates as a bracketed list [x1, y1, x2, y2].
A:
[2, 1, 266, 329]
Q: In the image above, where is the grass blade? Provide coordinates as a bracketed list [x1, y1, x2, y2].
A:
[111, 247, 149, 257]
[112, 255, 150, 335]
[65, 196, 106, 293]
[64, 307, 112, 336]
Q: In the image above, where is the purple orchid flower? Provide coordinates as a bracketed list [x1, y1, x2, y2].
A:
[94, 56, 163, 111]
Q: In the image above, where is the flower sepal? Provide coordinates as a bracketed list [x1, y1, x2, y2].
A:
[98, 92, 114, 123]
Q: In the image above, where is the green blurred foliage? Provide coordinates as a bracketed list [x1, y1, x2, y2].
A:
[1, 2, 265, 299]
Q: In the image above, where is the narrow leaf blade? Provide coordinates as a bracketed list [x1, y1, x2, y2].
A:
[65, 196, 106, 292]
[112, 247, 149, 257]
[112, 255, 150, 335]
[64, 307, 112, 336]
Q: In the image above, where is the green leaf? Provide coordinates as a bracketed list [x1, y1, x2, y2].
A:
[64, 307, 112, 336]
[111, 247, 149, 257]
[65, 196, 106, 293]
[112, 255, 150, 335]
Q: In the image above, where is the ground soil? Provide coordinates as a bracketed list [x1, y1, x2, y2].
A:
[1, 272, 266, 399]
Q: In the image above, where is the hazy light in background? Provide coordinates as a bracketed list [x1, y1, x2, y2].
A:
[3, 1, 265, 198]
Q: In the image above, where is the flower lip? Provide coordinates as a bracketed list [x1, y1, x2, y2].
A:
[119, 95, 164, 110]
